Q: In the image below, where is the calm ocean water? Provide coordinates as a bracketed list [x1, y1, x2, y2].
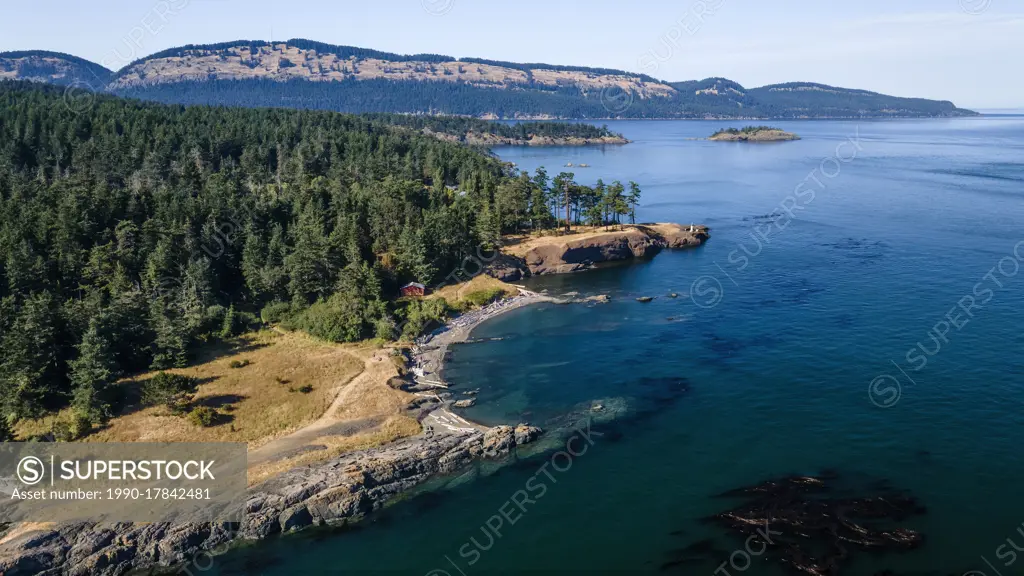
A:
[217, 118, 1024, 575]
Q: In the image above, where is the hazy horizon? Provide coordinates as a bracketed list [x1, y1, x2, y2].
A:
[1, 0, 1020, 109]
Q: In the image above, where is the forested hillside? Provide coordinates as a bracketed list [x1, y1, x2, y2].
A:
[1, 40, 977, 119]
[0, 81, 497, 424]
[0, 81, 636, 428]
[361, 113, 623, 142]
[112, 78, 649, 119]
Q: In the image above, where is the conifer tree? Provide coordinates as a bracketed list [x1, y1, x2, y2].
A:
[70, 319, 118, 424]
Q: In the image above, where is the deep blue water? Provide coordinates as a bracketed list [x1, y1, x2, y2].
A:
[216, 118, 1024, 575]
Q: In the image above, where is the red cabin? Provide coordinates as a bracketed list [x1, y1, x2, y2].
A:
[400, 282, 427, 298]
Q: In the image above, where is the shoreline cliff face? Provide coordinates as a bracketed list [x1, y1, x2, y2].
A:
[0, 425, 542, 576]
[490, 223, 709, 280]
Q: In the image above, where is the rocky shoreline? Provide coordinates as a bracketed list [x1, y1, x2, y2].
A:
[0, 425, 543, 576]
[0, 247, 701, 575]
[490, 223, 710, 281]
[409, 289, 557, 388]
[0, 295, 557, 576]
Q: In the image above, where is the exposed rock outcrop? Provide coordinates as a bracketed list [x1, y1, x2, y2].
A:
[502, 223, 709, 277]
[485, 252, 531, 282]
[0, 425, 542, 576]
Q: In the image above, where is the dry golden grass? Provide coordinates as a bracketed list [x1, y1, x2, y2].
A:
[247, 415, 423, 486]
[0, 522, 54, 546]
[108, 43, 677, 99]
[243, 340, 422, 482]
[13, 329, 428, 488]
[502, 224, 650, 257]
[16, 331, 365, 449]
[429, 274, 519, 303]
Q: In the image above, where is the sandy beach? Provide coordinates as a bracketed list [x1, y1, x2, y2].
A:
[410, 288, 556, 390]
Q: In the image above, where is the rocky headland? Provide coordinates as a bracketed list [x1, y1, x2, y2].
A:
[489, 223, 709, 281]
[0, 425, 542, 576]
[0, 227, 706, 575]
[0, 290, 560, 576]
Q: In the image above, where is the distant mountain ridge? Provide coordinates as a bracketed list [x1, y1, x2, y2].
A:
[0, 40, 977, 119]
[0, 50, 112, 87]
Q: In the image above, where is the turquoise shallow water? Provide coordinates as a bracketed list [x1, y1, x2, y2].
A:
[216, 118, 1024, 575]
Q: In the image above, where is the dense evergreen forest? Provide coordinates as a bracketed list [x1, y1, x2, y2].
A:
[361, 113, 621, 140]
[112, 78, 649, 119]
[111, 76, 974, 120]
[2, 41, 976, 119]
[0, 81, 638, 428]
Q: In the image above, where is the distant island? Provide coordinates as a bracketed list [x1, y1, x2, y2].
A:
[0, 41, 977, 119]
[363, 114, 629, 146]
[709, 126, 800, 142]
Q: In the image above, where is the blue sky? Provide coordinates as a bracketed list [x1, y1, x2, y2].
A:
[1, 0, 1020, 108]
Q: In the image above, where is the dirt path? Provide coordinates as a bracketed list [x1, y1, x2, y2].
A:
[247, 349, 394, 468]
[249, 290, 553, 472]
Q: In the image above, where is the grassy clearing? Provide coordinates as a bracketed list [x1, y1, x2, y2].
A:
[16, 330, 426, 485]
[244, 341, 423, 485]
[430, 274, 519, 304]
[15, 331, 366, 449]
[247, 415, 423, 485]
[502, 224, 645, 257]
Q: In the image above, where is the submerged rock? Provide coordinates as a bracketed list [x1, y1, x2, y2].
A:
[637, 297, 655, 303]
[706, 472, 926, 575]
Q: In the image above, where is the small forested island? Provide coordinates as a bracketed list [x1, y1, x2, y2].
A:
[709, 126, 800, 142]
[364, 113, 630, 146]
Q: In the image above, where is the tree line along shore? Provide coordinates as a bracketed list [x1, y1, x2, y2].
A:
[0, 80, 654, 443]
[0, 79, 712, 576]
